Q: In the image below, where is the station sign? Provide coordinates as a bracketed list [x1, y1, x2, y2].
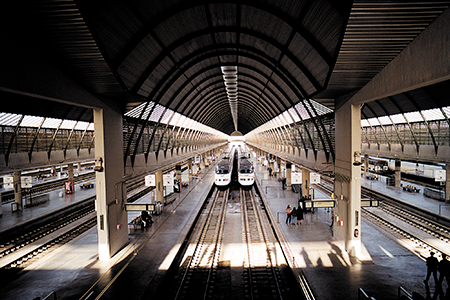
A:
[361, 199, 379, 207]
[434, 170, 446, 182]
[3, 176, 13, 189]
[2, 176, 32, 189]
[145, 174, 156, 187]
[21, 176, 32, 188]
[163, 173, 174, 187]
[291, 172, 302, 184]
[310, 173, 320, 184]
[125, 203, 155, 212]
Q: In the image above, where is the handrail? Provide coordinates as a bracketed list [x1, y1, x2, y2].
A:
[398, 286, 413, 300]
[358, 288, 376, 300]
[42, 290, 57, 300]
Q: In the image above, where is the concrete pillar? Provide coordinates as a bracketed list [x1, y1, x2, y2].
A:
[94, 107, 127, 260]
[395, 159, 401, 188]
[334, 101, 362, 258]
[302, 168, 310, 197]
[51, 165, 57, 177]
[286, 162, 292, 191]
[68, 163, 74, 181]
[14, 171, 22, 211]
[0, 193, 2, 217]
[364, 155, 369, 179]
[175, 165, 182, 181]
[188, 158, 193, 180]
[155, 170, 163, 204]
[77, 162, 82, 174]
[446, 164, 450, 202]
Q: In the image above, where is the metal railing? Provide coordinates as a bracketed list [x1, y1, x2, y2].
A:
[358, 288, 376, 300]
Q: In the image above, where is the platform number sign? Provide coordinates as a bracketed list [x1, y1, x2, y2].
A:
[3, 176, 13, 189]
[145, 174, 156, 187]
[291, 172, 302, 184]
[310, 173, 320, 184]
[163, 174, 173, 187]
[21, 176, 32, 188]
[434, 170, 446, 182]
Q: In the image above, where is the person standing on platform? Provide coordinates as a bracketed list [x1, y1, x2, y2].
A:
[439, 253, 450, 286]
[269, 167, 272, 177]
[285, 204, 292, 225]
[296, 204, 303, 225]
[424, 252, 439, 285]
[291, 207, 297, 225]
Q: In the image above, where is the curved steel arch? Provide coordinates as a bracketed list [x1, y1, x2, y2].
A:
[144, 50, 309, 134]
[130, 27, 322, 94]
[188, 80, 280, 122]
[112, 0, 332, 74]
[141, 45, 310, 112]
[195, 91, 272, 128]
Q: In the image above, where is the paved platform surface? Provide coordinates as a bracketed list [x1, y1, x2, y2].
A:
[0, 158, 449, 300]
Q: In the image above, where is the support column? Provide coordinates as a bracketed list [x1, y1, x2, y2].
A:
[175, 165, 182, 181]
[334, 101, 362, 258]
[94, 107, 127, 260]
[188, 158, 193, 181]
[446, 164, 450, 202]
[77, 162, 82, 174]
[395, 159, 401, 188]
[155, 170, 163, 204]
[286, 162, 292, 191]
[14, 171, 22, 211]
[302, 168, 310, 197]
[364, 155, 369, 179]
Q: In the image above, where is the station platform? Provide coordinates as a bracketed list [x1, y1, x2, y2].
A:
[0, 158, 448, 300]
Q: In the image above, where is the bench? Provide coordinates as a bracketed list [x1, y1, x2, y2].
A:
[128, 216, 143, 230]
[402, 186, 420, 193]
[81, 182, 94, 189]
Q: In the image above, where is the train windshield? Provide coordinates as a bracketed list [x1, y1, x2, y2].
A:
[216, 165, 230, 174]
[239, 166, 253, 173]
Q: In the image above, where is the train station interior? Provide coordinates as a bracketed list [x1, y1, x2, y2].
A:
[1, 1, 450, 299]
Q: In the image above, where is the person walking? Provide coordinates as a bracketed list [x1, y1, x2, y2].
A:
[291, 207, 297, 225]
[424, 252, 439, 285]
[285, 204, 292, 225]
[439, 253, 450, 286]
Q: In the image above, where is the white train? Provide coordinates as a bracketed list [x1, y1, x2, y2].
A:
[214, 150, 234, 187]
[238, 157, 254, 187]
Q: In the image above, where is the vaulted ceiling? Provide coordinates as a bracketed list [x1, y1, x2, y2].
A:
[2, 0, 450, 135]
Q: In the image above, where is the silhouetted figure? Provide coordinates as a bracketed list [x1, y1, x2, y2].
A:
[439, 253, 450, 286]
[424, 252, 439, 285]
[291, 207, 297, 225]
[285, 204, 292, 224]
[268, 167, 272, 177]
[296, 204, 303, 225]
[282, 177, 287, 189]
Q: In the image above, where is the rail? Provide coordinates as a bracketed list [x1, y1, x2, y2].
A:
[398, 286, 413, 300]
[358, 287, 376, 300]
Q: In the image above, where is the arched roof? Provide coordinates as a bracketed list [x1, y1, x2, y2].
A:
[2, 0, 450, 136]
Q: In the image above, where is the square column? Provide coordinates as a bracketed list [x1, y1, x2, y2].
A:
[155, 170, 164, 203]
[334, 101, 362, 258]
[302, 168, 310, 197]
[446, 164, 450, 202]
[94, 107, 128, 260]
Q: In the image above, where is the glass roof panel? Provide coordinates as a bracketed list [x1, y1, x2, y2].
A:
[361, 119, 370, 127]
[21, 115, 43, 127]
[0, 113, 21, 126]
[378, 116, 392, 125]
[367, 118, 380, 126]
[404, 111, 423, 123]
[60, 120, 77, 129]
[282, 111, 294, 124]
[149, 104, 166, 122]
[75, 121, 91, 130]
[422, 108, 444, 121]
[288, 108, 300, 122]
[443, 106, 450, 117]
[42, 118, 62, 128]
[390, 114, 406, 123]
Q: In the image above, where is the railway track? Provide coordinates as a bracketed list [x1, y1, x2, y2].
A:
[0, 179, 154, 283]
[317, 176, 450, 258]
[174, 189, 228, 299]
[161, 186, 302, 300]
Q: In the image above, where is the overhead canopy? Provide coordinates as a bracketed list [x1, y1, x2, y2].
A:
[2, 0, 450, 135]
